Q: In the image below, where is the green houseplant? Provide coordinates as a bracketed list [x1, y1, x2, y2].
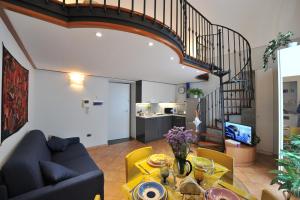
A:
[263, 31, 294, 70]
[187, 88, 204, 98]
[270, 135, 300, 200]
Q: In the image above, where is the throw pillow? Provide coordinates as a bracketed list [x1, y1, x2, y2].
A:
[47, 136, 69, 152]
[66, 137, 80, 145]
[40, 161, 78, 184]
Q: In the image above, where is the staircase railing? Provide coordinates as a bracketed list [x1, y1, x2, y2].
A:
[3, 0, 254, 140]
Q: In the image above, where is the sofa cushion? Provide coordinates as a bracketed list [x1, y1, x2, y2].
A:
[0, 171, 7, 200]
[47, 136, 69, 152]
[66, 137, 80, 145]
[2, 130, 51, 198]
[55, 155, 99, 174]
[52, 143, 89, 163]
[40, 161, 79, 184]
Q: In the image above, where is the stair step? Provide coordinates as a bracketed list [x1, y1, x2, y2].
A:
[223, 89, 244, 92]
[223, 80, 247, 85]
[225, 106, 241, 108]
[224, 98, 244, 100]
[199, 132, 223, 139]
[224, 113, 241, 115]
[198, 141, 224, 152]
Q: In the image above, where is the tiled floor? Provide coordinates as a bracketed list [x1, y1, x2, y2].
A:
[88, 139, 285, 200]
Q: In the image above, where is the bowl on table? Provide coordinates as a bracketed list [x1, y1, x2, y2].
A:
[135, 181, 166, 200]
[205, 188, 240, 200]
[193, 157, 215, 174]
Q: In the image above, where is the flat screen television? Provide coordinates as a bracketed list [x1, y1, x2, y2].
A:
[224, 122, 253, 146]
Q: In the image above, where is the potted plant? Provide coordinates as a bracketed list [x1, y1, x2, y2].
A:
[187, 88, 204, 99]
[263, 31, 294, 71]
[270, 135, 300, 200]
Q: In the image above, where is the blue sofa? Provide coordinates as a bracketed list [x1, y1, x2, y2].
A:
[0, 130, 104, 200]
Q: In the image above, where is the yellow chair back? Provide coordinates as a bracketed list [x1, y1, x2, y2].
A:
[290, 127, 300, 136]
[94, 194, 101, 200]
[261, 189, 279, 200]
[196, 147, 234, 182]
[125, 146, 153, 183]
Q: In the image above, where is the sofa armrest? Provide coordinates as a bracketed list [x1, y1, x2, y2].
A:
[10, 170, 104, 200]
[0, 185, 8, 200]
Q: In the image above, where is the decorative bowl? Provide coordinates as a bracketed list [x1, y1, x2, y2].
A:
[137, 181, 166, 200]
[205, 188, 240, 200]
[193, 157, 214, 172]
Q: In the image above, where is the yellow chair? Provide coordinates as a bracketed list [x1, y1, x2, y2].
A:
[290, 127, 300, 136]
[261, 189, 279, 200]
[196, 147, 234, 183]
[125, 147, 153, 183]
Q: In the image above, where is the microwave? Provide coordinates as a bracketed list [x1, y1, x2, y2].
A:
[164, 108, 174, 114]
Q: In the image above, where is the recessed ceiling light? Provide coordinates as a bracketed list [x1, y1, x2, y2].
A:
[182, 66, 185, 69]
[96, 32, 102, 38]
[196, 70, 200, 73]
[170, 57, 174, 60]
[148, 42, 154, 47]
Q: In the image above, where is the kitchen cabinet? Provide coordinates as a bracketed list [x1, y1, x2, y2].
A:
[136, 80, 176, 103]
[136, 115, 186, 143]
[172, 116, 186, 127]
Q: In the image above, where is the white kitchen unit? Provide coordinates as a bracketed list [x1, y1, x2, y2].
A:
[136, 80, 176, 103]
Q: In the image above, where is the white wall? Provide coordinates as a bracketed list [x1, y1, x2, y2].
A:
[33, 70, 109, 147]
[0, 18, 35, 167]
[255, 69, 274, 155]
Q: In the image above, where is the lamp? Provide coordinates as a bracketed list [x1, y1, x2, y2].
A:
[69, 72, 85, 89]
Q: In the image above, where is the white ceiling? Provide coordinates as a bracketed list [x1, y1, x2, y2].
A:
[6, 10, 206, 84]
[5, 0, 300, 83]
[189, 0, 300, 48]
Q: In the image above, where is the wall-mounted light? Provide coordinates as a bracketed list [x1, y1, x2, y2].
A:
[69, 72, 85, 89]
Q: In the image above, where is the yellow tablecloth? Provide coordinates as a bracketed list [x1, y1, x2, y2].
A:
[122, 154, 256, 200]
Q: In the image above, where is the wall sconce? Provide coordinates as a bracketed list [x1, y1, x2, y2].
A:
[69, 72, 85, 89]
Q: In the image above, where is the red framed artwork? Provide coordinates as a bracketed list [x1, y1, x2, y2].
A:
[1, 45, 29, 142]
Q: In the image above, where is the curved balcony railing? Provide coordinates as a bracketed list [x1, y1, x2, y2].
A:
[2, 0, 254, 134]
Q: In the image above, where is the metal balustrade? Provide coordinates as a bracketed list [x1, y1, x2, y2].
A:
[3, 0, 254, 148]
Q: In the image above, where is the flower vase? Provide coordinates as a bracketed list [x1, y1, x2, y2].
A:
[173, 156, 192, 178]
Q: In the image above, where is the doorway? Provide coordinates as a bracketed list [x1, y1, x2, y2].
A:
[108, 82, 130, 143]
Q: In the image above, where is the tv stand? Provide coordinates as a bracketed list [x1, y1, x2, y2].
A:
[225, 140, 256, 167]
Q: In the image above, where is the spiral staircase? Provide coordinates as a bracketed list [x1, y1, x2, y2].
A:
[0, 0, 254, 151]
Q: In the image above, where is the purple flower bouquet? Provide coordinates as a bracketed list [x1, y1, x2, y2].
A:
[165, 127, 196, 160]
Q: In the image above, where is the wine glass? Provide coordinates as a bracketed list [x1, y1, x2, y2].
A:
[160, 165, 170, 185]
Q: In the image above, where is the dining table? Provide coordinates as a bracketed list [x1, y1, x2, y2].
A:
[122, 153, 257, 200]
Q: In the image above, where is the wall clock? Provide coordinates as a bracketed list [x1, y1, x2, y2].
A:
[178, 86, 186, 94]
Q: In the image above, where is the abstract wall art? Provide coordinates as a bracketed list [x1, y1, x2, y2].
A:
[1, 45, 29, 142]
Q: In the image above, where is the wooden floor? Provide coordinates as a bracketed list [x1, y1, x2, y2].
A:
[88, 139, 285, 200]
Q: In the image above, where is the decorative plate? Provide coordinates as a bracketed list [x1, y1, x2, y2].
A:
[132, 183, 168, 200]
[137, 182, 166, 200]
[147, 154, 167, 167]
[205, 188, 240, 200]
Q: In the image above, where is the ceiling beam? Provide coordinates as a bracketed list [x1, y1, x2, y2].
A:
[0, 8, 36, 68]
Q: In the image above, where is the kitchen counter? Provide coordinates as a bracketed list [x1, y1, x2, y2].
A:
[136, 114, 186, 119]
[136, 114, 186, 143]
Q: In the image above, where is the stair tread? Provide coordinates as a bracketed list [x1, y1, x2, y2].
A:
[223, 89, 244, 92]
[224, 113, 241, 115]
[199, 132, 223, 139]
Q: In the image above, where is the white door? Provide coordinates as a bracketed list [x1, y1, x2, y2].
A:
[108, 83, 130, 140]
